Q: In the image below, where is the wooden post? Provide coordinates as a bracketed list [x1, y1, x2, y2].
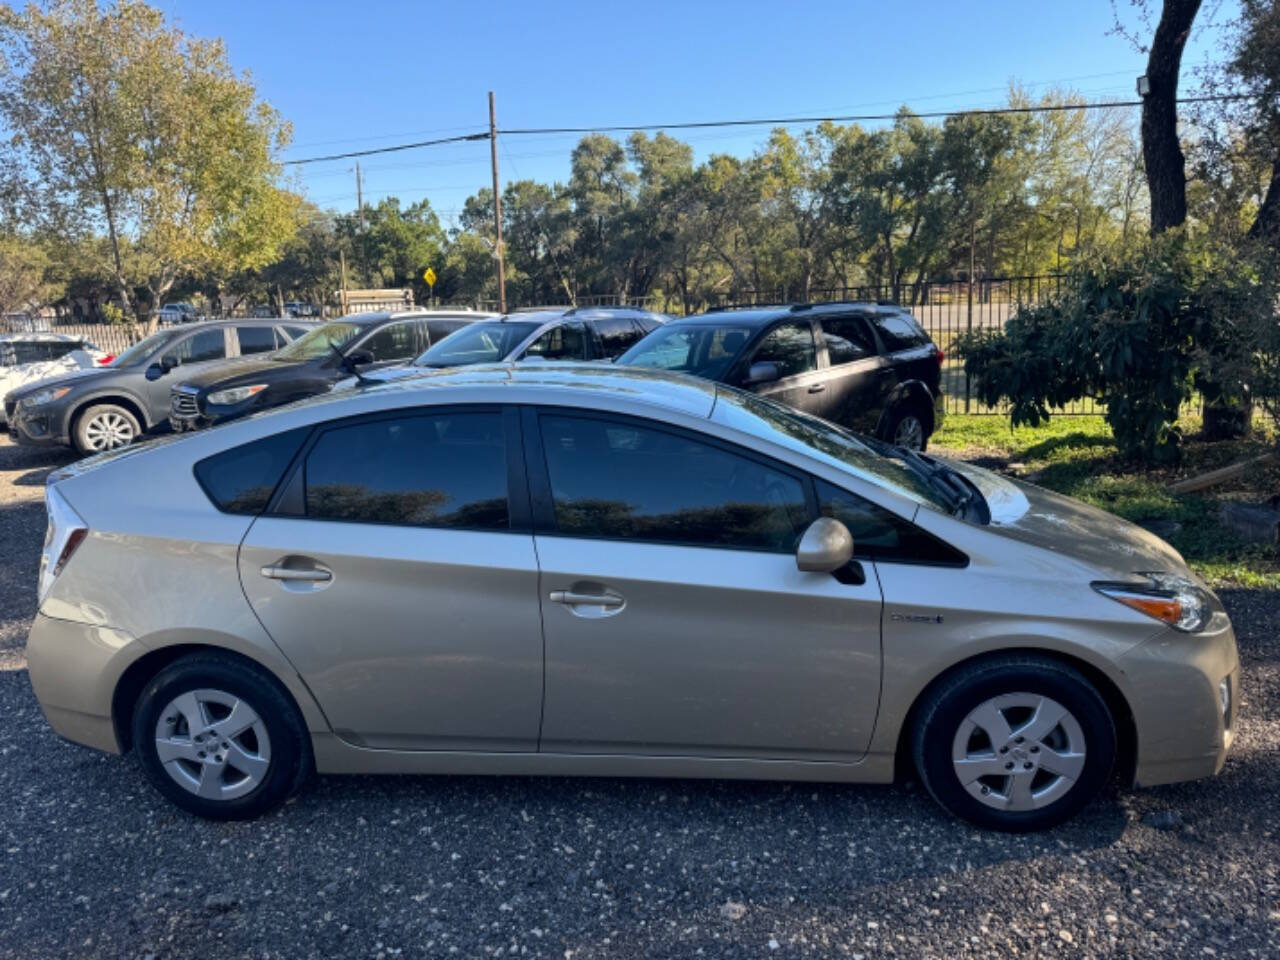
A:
[489, 91, 507, 314]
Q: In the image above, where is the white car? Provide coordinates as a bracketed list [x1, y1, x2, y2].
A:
[0, 333, 109, 424]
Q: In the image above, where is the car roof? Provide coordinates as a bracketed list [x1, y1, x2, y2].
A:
[331, 309, 499, 327]
[492, 306, 668, 324]
[675, 302, 901, 326]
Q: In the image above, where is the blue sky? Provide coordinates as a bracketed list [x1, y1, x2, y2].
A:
[154, 0, 1234, 230]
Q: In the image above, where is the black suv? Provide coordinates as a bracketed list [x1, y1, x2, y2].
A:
[617, 303, 944, 449]
[170, 309, 491, 430]
[5, 319, 312, 454]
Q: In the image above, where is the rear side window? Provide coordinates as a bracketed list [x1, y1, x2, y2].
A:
[590, 317, 645, 360]
[426, 319, 467, 344]
[817, 479, 965, 565]
[166, 329, 226, 365]
[821, 316, 876, 364]
[360, 322, 419, 362]
[870, 312, 929, 352]
[751, 322, 817, 379]
[195, 428, 310, 515]
[236, 325, 278, 355]
[524, 323, 588, 361]
[304, 412, 508, 530]
[539, 414, 809, 552]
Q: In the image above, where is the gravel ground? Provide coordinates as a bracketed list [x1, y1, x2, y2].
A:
[1, 434, 1278, 959]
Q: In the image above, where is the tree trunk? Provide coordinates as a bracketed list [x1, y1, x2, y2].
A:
[1142, 0, 1202, 235]
[1248, 166, 1280, 242]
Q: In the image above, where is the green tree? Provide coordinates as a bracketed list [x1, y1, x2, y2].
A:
[0, 0, 298, 325]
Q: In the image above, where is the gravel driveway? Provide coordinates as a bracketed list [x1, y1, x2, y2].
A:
[0, 434, 1277, 959]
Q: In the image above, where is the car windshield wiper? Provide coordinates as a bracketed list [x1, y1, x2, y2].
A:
[878, 445, 975, 516]
[329, 343, 372, 384]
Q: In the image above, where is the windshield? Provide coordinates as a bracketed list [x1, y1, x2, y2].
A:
[272, 321, 362, 361]
[618, 324, 752, 380]
[110, 329, 182, 368]
[717, 390, 955, 511]
[415, 321, 541, 367]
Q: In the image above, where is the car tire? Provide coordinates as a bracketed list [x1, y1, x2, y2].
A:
[73, 403, 141, 455]
[882, 401, 929, 451]
[131, 653, 313, 820]
[911, 655, 1116, 832]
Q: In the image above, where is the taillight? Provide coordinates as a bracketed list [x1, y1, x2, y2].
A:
[936, 348, 946, 364]
[39, 485, 88, 601]
[99, 354, 115, 366]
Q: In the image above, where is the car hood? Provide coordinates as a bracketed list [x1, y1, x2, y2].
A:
[5, 365, 117, 399]
[178, 356, 306, 390]
[330, 365, 421, 392]
[944, 458, 1187, 578]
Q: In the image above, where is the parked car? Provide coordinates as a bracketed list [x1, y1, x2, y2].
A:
[284, 301, 319, 318]
[0, 334, 110, 425]
[155, 303, 199, 324]
[169, 309, 494, 431]
[339, 306, 669, 389]
[616, 303, 944, 450]
[27, 364, 1236, 827]
[5, 319, 313, 454]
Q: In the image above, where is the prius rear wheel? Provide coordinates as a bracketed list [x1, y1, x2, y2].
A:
[131, 653, 312, 820]
[911, 656, 1116, 831]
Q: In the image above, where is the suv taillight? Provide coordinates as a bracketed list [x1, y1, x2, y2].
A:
[39, 485, 88, 601]
[936, 347, 946, 364]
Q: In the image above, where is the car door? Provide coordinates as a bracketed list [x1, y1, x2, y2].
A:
[527, 409, 883, 760]
[143, 327, 230, 417]
[734, 320, 826, 415]
[238, 406, 544, 751]
[815, 313, 896, 434]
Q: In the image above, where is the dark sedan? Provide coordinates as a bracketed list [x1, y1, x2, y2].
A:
[169, 309, 492, 430]
[617, 303, 945, 449]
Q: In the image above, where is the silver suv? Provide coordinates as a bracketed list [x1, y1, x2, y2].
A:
[27, 365, 1237, 829]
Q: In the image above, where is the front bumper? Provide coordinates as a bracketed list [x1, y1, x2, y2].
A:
[7, 402, 69, 446]
[1120, 620, 1239, 787]
[169, 388, 257, 432]
[26, 613, 148, 754]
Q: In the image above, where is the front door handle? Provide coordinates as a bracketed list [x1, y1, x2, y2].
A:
[807, 383, 827, 394]
[549, 590, 624, 608]
[261, 564, 331, 583]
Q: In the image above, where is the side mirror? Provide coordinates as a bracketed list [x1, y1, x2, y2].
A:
[796, 517, 854, 572]
[345, 349, 374, 367]
[145, 363, 163, 381]
[745, 361, 780, 386]
[161, 355, 179, 372]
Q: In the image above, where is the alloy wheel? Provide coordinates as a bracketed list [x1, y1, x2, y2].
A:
[84, 411, 135, 450]
[893, 414, 925, 450]
[950, 692, 1087, 811]
[153, 688, 272, 801]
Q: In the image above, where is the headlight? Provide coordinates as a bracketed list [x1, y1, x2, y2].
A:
[1093, 572, 1222, 633]
[22, 386, 72, 408]
[207, 384, 268, 405]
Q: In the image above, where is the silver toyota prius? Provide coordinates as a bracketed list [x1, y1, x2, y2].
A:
[26, 364, 1238, 830]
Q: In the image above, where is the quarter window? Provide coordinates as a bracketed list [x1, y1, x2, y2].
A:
[870, 312, 929, 352]
[750, 322, 817, 379]
[821, 316, 876, 364]
[539, 414, 809, 552]
[304, 412, 508, 530]
[195, 428, 310, 515]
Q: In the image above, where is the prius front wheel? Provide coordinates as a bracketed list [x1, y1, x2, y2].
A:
[911, 656, 1116, 831]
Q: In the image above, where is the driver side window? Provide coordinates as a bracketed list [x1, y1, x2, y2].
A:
[750, 322, 817, 380]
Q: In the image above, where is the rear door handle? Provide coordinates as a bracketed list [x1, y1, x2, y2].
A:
[807, 383, 827, 394]
[549, 590, 624, 608]
[261, 564, 331, 582]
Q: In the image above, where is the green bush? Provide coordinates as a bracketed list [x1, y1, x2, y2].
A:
[100, 302, 128, 326]
[956, 233, 1233, 463]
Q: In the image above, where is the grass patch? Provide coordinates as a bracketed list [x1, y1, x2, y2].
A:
[932, 414, 1280, 589]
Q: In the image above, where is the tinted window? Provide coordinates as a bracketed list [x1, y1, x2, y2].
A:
[821, 316, 876, 364]
[523, 323, 588, 361]
[817, 479, 965, 564]
[540, 414, 809, 552]
[360, 322, 419, 362]
[305, 412, 508, 530]
[283, 325, 310, 340]
[618, 324, 751, 380]
[751, 322, 817, 379]
[195, 428, 309, 515]
[166, 329, 225, 365]
[871, 312, 929, 352]
[274, 321, 362, 361]
[1, 340, 85, 366]
[426, 318, 468, 344]
[590, 317, 644, 360]
[236, 326, 279, 356]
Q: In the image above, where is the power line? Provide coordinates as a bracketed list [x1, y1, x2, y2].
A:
[283, 93, 1249, 166]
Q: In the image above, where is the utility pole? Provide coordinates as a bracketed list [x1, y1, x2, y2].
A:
[355, 162, 367, 285]
[489, 91, 507, 314]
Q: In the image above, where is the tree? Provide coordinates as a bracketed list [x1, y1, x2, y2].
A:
[0, 0, 298, 325]
[0, 233, 60, 316]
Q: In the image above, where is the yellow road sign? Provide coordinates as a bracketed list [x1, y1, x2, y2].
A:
[423, 267, 437, 287]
